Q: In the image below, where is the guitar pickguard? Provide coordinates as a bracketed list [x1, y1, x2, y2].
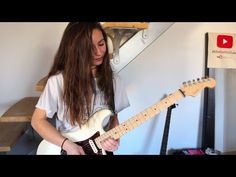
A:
[60, 132, 103, 155]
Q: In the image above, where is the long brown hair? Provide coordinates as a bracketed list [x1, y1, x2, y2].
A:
[48, 22, 114, 126]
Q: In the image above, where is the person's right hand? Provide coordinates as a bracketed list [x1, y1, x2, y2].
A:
[63, 139, 85, 155]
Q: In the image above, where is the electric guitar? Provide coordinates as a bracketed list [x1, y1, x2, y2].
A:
[36, 77, 216, 155]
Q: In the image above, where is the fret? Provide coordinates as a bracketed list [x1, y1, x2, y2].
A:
[115, 126, 124, 137]
[107, 130, 115, 139]
[124, 119, 134, 130]
[98, 135, 105, 142]
[176, 91, 185, 101]
[109, 128, 120, 139]
[163, 96, 173, 108]
[162, 97, 171, 107]
[130, 114, 141, 127]
[135, 114, 143, 126]
[146, 107, 156, 118]
[141, 111, 149, 122]
[113, 133, 120, 140]
[139, 112, 146, 122]
[121, 122, 130, 133]
[120, 124, 128, 135]
[102, 132, 110, 140]
[151, 104, 161, 114]
[156, 101, 166, 111]
[102, 128, 117, 140]
[166, 94, 175, 105]
[125, 118, 134, 129]
[119, 123, 125, 135]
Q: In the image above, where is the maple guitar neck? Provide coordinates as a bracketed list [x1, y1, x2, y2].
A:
[95, 77, 217, 149]
[95, 90, 185, 147]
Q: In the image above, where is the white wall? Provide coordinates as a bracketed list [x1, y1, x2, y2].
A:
[0, 22, 67, 115]
[215, 69, 236, 152]
[0, 22, 235, 154]
[116, 22, 236, 154]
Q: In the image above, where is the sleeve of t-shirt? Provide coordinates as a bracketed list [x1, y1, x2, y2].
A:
[114, 74, 130, 113]
[35, 76, 58, 118]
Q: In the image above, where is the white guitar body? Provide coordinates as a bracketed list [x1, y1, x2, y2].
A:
[36, 109, 113, 155]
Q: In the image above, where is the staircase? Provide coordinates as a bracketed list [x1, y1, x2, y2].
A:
[107, 22, 174, 72]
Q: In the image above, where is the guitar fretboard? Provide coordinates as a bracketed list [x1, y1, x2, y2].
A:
[95, 90, 184, 148]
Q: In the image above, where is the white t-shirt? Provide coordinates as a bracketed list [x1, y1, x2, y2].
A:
[36, 73, 130, 132]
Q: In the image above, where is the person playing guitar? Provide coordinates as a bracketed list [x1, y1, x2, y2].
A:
[31, 22, 130, 155]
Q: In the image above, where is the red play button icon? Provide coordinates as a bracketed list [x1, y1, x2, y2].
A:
[217, 35, 233, 48]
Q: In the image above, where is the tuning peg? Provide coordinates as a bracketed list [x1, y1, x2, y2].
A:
[182, 81, 187, 86]
[197, 78, 200, 81]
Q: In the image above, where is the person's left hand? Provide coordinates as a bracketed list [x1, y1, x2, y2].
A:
[100, 137, 120, 152]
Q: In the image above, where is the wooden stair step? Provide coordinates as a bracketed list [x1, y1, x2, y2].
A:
[35, 77, 47, 92]
[0, 97, 39, 122]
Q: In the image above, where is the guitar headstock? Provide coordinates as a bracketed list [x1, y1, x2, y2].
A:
[180, 77, 216, 97]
